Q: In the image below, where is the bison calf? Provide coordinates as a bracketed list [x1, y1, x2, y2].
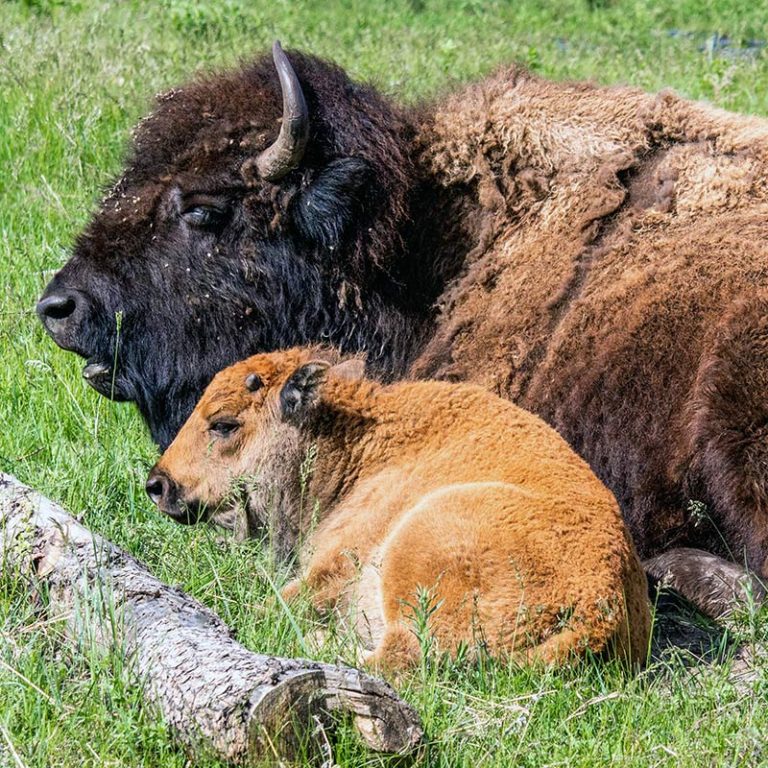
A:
[147, 348, 650, 671]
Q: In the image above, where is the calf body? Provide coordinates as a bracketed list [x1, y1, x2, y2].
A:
[149, 349, 650, 670]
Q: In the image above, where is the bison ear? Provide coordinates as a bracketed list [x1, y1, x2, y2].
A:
[292, 157, 375, 251]
[279, 360, 330, 420]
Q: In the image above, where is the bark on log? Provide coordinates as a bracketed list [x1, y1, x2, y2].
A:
[0, 473, 423, 765]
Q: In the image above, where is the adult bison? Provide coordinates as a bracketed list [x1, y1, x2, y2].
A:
[38, 43, 768, 609]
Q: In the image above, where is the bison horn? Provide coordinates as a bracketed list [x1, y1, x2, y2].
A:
[256, 41, 309, 182]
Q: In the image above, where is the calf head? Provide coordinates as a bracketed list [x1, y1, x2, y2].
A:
[146, 347, 362, 557]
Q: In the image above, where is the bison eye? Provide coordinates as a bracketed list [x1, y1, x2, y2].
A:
[209, 419, 240, 438]
[182, 204, 228, 230]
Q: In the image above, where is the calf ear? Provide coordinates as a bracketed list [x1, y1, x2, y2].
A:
[280, 360, 331, 420]
[292, 157, 375, 250]
[330, 357, 366, 381]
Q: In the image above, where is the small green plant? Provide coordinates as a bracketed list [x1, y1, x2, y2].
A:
[298, 442, 318, 531]
[402, 583, 443, 679]
[111, 310, 123, 402]
[299, 443, 317, 501]
[525, 45, 542, 72]
[687, 498, 709, 527]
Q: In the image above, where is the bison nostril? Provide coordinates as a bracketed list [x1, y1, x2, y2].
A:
[145, 474, 168, 506]
[37, 294, 77, 321]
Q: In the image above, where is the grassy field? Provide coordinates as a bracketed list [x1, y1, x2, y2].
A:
[2, 0, 768, 765]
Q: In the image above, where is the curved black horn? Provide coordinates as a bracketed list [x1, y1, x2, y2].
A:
[256, 41, 309, 182]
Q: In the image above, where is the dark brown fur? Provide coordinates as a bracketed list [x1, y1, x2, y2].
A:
[411, 76, 768, 583]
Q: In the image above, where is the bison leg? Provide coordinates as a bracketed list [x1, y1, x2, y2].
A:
[644, 547, 765, 618]
[295, 551, 359, 614]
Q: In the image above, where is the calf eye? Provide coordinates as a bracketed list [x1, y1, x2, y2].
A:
[209, 419, 240, 438]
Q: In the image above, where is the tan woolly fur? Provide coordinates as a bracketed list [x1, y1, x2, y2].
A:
[150, 347, 651, 673]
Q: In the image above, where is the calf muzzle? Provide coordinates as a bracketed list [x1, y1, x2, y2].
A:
[145, 469, 206, 525]
[145, 470, 175, 509]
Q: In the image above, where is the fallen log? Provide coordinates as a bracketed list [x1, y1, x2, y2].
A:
[0, 473, 423, 765]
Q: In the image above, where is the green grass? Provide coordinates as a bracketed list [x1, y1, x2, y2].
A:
[2, 0, 768, 765]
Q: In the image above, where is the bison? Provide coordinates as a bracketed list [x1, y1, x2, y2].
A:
[147, 347, 651, 669]
[37, 43, 768, 611]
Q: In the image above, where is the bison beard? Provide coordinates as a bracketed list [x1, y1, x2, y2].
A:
[38, 45, 768, 609]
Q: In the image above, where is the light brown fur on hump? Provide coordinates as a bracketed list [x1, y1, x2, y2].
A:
[159, 347, 651, 671]
[413, 70, 768, 400]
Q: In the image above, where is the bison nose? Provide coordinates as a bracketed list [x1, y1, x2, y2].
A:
[36, 290, 87, 353]
[36, 293, 77, 322]
[145, 471, 175, 508]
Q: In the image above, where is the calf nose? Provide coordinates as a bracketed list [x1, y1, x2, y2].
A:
[145, 471, 175, 508]
[36, 293, 77, 321]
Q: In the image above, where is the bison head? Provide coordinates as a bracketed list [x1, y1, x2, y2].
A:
[38, 43, 421, 448]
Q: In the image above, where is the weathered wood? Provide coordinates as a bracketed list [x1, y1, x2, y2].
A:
[0, 473, 423, 765]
